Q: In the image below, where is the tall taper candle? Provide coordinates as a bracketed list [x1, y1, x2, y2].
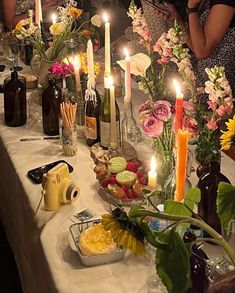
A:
[87, 39, 95, 87]
[148, 156, 157, 190]
[35, 0, 42, 27]
[175, 129, 189, 202]
[72, 55, 81, 91]
[173, 79, 184, 134]
[124, 47, 131, 103]
[103, 13, 111, 76]
[109, 77, 117, 144]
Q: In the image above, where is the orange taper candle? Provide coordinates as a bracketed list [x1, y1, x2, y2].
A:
[173, 79, 184, 134]
[175, 129, 189, 202]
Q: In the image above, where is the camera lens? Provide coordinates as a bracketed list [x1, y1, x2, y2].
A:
[66, 184, 79, 201]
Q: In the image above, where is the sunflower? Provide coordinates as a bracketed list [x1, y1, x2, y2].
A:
[220, 115, 235, 150]
[102, 208, 145, 255]
[69, 8, 83, 18]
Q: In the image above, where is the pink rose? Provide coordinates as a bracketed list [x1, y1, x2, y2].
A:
[142, 116, 163, 137]
[183, 117, 198, 136]
[152, 100, 172, 121]
[207, 118, 219, 130]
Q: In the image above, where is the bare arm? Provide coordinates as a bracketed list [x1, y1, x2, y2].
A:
[2, 0, 27, 29]
[188, 3, 235, 59]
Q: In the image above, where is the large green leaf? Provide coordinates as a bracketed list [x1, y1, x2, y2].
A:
[156, 230, 190, 293]
[164, 200, 191, 217]
[164, 188, 201, 218]
[184, 188, 201, 211]
[217, 182, 235, 234]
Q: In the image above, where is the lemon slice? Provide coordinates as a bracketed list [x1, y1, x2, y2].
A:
[79, 224, 117, 256]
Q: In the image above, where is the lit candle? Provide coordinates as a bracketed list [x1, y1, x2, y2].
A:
[175, 129, 189, 202]
[51, 13, 57, 24]
[124, 47, 131, 103]
[103, 13, 111, 76]
[148, 156, 157, 190]
[72, 55, 81, 91]
[35, 0, 42, 27]
[109, 76, 117, 145]
[173, 79, 184, 134]
[87, 39, 95, 87]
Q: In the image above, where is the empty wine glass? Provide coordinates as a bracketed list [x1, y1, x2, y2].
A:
[4, 35, 22, 71]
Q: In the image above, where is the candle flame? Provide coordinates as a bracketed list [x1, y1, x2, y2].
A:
[51, 13, 57, 24]
[173, 79, 181, 96]
[103, 13, 109, 23]
[124, 47, 129, 58]
[72, 55, 81, 70]
[150, 156, 157, 172]
[108, 76, 114, 87]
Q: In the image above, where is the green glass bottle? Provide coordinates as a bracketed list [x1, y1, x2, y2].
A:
[99, 86, 120, 149]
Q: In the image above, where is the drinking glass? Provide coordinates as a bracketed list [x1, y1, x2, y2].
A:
[4, 35, 22, 70]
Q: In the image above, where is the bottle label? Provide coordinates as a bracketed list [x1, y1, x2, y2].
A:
[85, 116, 97, 139]
[100, 121, 119, 148]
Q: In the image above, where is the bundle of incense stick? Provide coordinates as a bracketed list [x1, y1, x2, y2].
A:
[60, 102, 77, 131]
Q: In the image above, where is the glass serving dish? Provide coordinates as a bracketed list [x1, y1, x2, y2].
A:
[98, 186, 147, 207]
[69, 219, 126, 266]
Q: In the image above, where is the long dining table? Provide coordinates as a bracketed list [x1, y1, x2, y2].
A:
[0, 62, 234, 293]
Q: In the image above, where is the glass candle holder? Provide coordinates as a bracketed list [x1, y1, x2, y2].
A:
[61, 122, 77, 156]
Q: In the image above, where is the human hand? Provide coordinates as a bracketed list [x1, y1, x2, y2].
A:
[187, 0, 202, 9]
[154, 2, 180, 22]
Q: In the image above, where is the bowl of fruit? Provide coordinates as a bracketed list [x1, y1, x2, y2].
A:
[93, 156, 148, 206]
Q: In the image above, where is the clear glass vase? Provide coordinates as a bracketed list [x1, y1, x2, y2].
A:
[121, 100, 140, 160]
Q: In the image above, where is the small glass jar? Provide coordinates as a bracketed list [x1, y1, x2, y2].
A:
[61, 122, 77, 156]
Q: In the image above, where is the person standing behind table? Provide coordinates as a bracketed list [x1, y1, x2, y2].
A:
[155, 0, 235, 96]
[2, 0, 65, 30]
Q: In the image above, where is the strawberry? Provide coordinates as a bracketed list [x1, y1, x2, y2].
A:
[136, 169, 144, 178]
[139, 176, 148, 185]
[126, 190, 136, 199]
[126, 161, 138, 172]
[109, 176, 117, 185]
[101, 178, 110, 188]
[121, 185, 129, 193]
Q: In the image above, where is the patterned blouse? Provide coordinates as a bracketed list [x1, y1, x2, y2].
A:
[192, 0, 235, 95]
[15, 0, 65, 15]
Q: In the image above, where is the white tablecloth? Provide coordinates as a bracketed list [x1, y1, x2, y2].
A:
[0, 64, 234, 293]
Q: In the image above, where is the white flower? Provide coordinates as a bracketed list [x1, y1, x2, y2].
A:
[91, 15, 101, 27]
[117, 53, 151, 77]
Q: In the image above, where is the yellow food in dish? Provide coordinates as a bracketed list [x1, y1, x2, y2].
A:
[79, 224, 117, 256]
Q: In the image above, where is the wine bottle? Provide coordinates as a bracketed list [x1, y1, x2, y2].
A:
[4, 69, 27, 127]
[84, 86, 101, 146]
[42, 78, 62, 135]
[99, 86, 120, 149]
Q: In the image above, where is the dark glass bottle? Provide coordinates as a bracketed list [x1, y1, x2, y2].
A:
[4, 70, 27, 127]
[99, 87, 120, 149]
[184, 231, 209, 293]
[197, 160, 230, 235]
[84, 86, 101, 146]
[42, 78, 62, 135]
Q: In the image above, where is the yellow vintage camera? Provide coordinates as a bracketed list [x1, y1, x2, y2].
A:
[42, 163, 80, 211]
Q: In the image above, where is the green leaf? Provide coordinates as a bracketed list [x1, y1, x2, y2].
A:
[164, 200, 192, 217]
[184, 188, 201, 211]
[217, 182, 235, 234]
[156, 230, 190, 293]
